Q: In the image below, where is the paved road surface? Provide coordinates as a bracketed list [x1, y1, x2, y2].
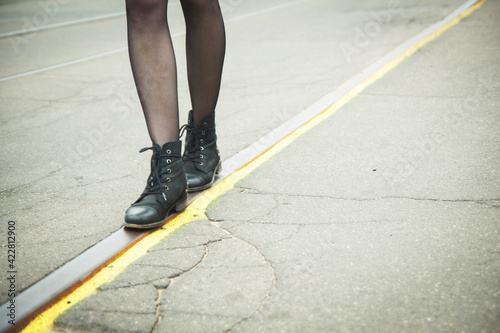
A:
[0, 0, 498, 332]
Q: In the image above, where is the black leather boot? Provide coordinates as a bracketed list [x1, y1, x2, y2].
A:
[124, 141, 188, 229]
[180, 111, 222, 192]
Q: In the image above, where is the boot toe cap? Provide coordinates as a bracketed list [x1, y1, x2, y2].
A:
[124, 206, 162, 225]
[186, 173, 207, 190]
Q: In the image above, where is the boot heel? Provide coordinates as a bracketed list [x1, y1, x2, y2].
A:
[175, 194, 188, 212]
[215, 161, 222, 175]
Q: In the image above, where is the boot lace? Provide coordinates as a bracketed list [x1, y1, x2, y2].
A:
[179, 123, 203, 165]
[139, 146, 180, 202]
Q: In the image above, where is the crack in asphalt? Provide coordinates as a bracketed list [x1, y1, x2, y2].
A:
[100, 240, 226, 292]
[147, 238, 231, 252]
[151, 288, 165, 333]
[167, 244, 209, 280]
[234, 186, 500, 207]
[98, 280, 158, 292]
[159, 309, 241, 318]
[207, 221, 277, 333]
[1, 142, 129, 196]
[263, 224, 302, 247]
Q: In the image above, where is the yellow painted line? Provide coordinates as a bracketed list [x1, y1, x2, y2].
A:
[21, 208, 202, 332]
[22, 1, 484, 332]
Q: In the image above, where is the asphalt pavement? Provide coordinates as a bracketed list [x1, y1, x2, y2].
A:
[0, 0, 499, 332]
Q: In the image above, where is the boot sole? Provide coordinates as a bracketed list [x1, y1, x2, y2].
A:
[123, 193, 188, 229]
[187, 161, 222, 193]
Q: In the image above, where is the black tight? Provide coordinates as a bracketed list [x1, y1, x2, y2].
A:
[126, 0, 225, 146]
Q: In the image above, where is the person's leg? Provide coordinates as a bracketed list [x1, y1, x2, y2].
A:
[124, 0, 187, 229]
[126, 0, 179, 145]
[179, 0, 225, 192]
[180, 0, 225, 126]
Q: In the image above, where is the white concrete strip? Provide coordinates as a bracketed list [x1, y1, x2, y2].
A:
[220, 0, 484, 177]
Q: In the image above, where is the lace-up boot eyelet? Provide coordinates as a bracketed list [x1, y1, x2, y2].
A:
[180, 111, 222, 192]
[124, 141, 188, 229]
